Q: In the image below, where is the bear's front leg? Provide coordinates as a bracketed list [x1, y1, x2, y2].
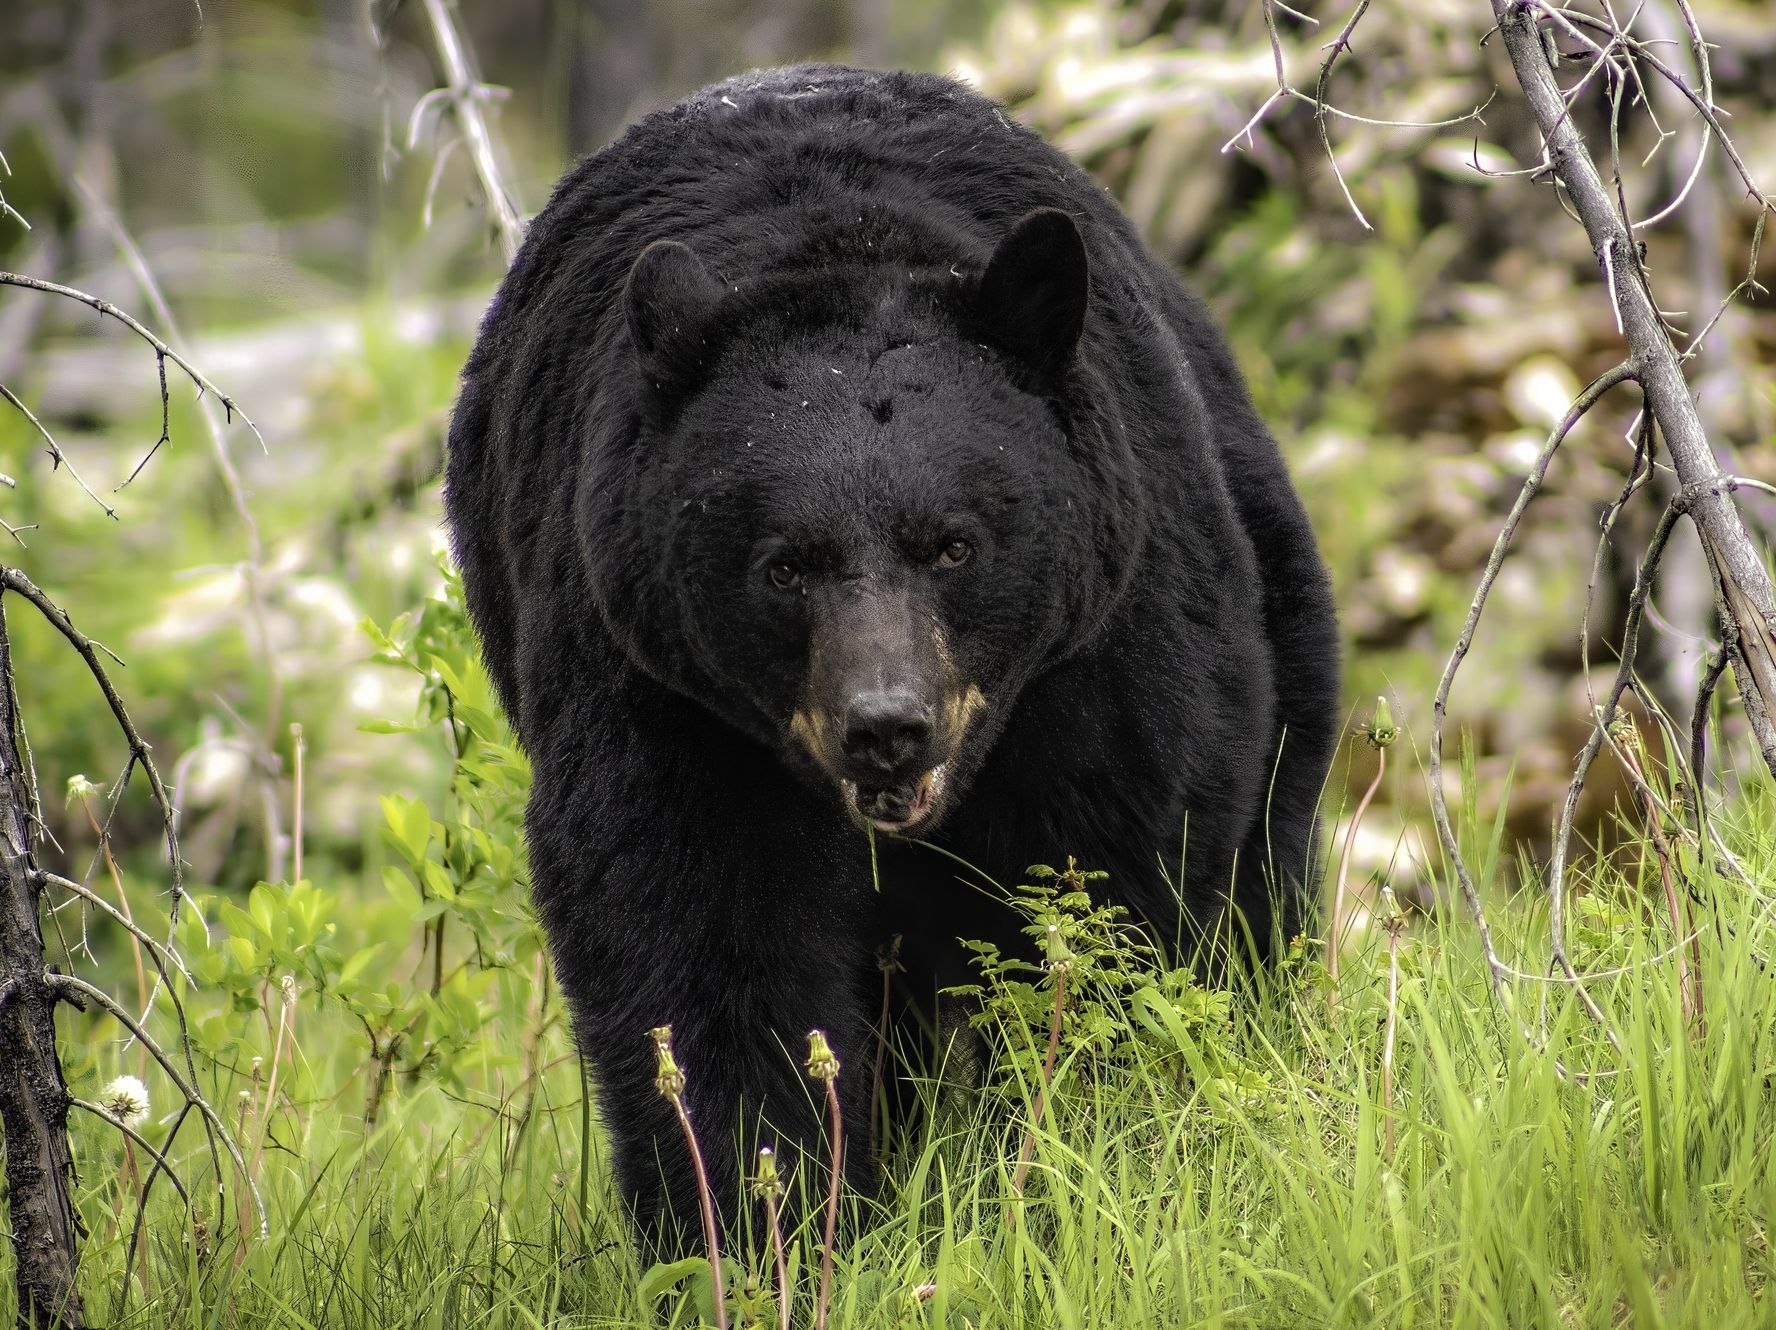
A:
[524, 723, 876, 1257]
[576, 944, 875, 1257]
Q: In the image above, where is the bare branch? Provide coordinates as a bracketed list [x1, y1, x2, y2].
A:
[39, 872, 193, 991]
[1222, 0, 1491, 226]
[1428, 361, 1638, 1002]
[68, 1098, 192, 1208]
[47, 971, 265, 1235]
[0, 271, 265, 461]
[0, 382, 117, 519]
[1493, 1, 1776, 785]
[413, 0, 524, 264]
[0, 570, 185, 917]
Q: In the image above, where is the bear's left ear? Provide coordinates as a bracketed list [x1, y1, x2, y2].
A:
[625, 239, 725, 389]
[971, 208, 1088, 378]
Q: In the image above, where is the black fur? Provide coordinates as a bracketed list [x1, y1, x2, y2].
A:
[444, 64, 1340, 1250]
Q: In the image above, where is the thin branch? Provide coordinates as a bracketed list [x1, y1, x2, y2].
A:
[1427, 361, 1637, 1003]
[1220, 0, 1491, 218]
[0, 270, 265, 455]
[68, 1098, 191, 1207]
[0, 569, 184, 915]
[1311, 0, 1376, 229]
[1494, 0, 1776, 780]
[0, 381, 117, 518]
[1546, 497, 1685, 989]
[39, 871, 193, 990]
[414, 0, 524, 263]
[47, 971, 265, 1235]
[116, 1100, 194, 1318]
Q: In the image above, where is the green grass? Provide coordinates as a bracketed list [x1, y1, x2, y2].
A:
[14, 790, 1773, 1329]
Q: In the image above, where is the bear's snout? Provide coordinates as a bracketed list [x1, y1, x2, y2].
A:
[839, 687, 935, 782]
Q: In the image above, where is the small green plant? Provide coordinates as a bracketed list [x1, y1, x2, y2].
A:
[949, 859, 1278, 1134]
[172, 558, 547, 1141]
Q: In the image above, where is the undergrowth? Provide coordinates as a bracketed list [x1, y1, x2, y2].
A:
[12, 571, 1774, 1329]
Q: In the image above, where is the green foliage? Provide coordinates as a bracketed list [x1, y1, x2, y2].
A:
[18, 549, 1776, 1328]
[947, 858, 1270, 1109]
[147, 558, 543, 1121]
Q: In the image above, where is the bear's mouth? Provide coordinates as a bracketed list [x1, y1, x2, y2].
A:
[845, 766, 946, 835]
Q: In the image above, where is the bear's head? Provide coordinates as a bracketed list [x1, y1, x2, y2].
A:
[584, 209, 1146, 836]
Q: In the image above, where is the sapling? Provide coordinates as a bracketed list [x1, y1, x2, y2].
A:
[650, 1025, 727, 1330]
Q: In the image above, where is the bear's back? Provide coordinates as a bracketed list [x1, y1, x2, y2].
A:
[504, 64, 1147, 311]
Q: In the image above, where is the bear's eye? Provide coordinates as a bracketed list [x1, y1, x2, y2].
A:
[768, 562, 803, 591]
[935, 539, 972, 569]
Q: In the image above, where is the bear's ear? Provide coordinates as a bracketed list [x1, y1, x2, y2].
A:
[972, 208, 1088, 378]
[624, 239, 725, 389]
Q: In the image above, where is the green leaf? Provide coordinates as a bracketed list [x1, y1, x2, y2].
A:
[421, 860, 457, 902]
[340, 945, 384, 985]
[383, 866, 423, 915]
[249, 882, 282, 939]
[229, 936, 261, 973]
[380, 795, 432, 864]
[357, 719, 429, 735]
[638, 1256, 711, 1308]
[218, 900, 258, 940]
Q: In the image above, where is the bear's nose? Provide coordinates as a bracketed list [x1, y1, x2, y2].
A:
[840, 689, 934, 777]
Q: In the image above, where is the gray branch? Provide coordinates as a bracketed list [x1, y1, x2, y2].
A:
[1492, 0, 1776, 782]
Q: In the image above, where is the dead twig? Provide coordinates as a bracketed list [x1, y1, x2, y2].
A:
[412, 0, 525, 263]
[0, 270, 264, 456]
[0, 569, 185, 918]
[0, 381, 115, 519]
[1494, 0, 1776, 784]
[1428, 362, 1637, 1005]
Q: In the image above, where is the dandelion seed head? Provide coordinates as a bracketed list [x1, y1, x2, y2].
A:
[100, 1074, 150, 1127]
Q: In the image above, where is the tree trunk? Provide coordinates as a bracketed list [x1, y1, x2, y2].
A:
[0, 589, 86, 1329]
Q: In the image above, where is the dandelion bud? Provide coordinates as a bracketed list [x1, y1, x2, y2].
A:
[649, 1026, 685, 1099]
[751, 1145, 786, 1201]
[805, 1029, 840, 1083]
[1043, 922, 1076, 974]
[1378, 886, 1407, 934]
[1364, 696, 1398, 750]
[100, 1074, 150, 1127]
[876, 933, 903, 973]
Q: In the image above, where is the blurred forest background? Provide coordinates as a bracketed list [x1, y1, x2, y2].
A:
[3, 0, 1774, 916]
[3, 1, 1776, 1323]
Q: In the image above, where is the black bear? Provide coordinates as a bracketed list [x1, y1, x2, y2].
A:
[444, 64, 1339, 1247]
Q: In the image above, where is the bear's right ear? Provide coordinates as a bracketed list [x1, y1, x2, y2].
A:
[971, 208, 1088, 379]
[624, 240, 725, 389]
